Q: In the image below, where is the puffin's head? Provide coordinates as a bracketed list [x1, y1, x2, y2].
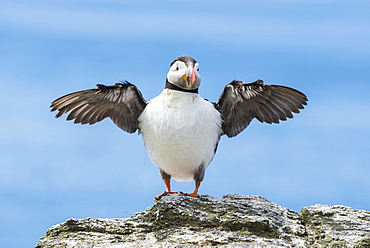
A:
[166, 56, 201, 91]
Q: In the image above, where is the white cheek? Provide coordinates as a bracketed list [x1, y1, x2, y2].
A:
[167, 70, 185, 84]
[167, 72, 175, 83]
[196, 73, 201, 81]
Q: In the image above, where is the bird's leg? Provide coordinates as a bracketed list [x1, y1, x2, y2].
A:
[182, 180, 201, 197]
[181, 164, 204, 197]
[164, 178, 173, 193]
[155, 179, 177, 199]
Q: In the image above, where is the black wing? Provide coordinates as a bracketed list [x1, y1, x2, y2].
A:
[50, 81, 147, 133]
[214, 80, 308, 137]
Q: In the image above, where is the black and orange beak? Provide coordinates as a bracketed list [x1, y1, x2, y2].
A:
[182, 66, 197, 87]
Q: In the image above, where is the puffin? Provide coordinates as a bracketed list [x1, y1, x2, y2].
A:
[50, 56, 307, 199]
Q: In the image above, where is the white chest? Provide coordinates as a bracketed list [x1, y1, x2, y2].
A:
[138, 89, 222, 182]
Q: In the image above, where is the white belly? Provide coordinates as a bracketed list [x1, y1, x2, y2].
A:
[138, 89, 222, 182]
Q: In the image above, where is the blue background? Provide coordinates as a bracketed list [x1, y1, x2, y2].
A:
[1, 1, 369, 247]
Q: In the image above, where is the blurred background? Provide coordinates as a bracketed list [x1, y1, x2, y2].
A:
[1, 0, 369, 247]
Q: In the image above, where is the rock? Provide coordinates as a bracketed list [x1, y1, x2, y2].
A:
[301, 204, 370, 247]
[35, 194, 370, 248]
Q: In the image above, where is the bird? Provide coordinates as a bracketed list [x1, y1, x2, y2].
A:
[50, 56, 308, 199]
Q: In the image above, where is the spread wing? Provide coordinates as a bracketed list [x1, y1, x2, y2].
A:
[50, 81, 147, 133]
[214, 80, 308, 137]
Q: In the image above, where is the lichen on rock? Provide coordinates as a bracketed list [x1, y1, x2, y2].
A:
[35, 194, 370, 248]
[300, 204, 370, 248]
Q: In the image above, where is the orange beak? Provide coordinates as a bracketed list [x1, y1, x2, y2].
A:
[182, 67, 197, 87]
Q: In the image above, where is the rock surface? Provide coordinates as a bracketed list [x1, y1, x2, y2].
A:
[36, 194, 370, 248]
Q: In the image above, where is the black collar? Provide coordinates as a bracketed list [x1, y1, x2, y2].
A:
[165, 80, 199, 94]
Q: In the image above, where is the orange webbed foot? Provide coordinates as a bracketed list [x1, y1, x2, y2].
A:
[180, 192, 200, 197]
[179, 180, 201, 197]
[155, 191, 177, 200]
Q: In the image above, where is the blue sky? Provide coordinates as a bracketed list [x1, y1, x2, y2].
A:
[1, 0, 370, 247]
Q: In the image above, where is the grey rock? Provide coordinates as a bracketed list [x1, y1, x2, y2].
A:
[301, 204, 370, 247]
[35, 194, 370, 248]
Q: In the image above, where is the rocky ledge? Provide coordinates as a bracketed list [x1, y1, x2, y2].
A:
[36, 194, 370, 247]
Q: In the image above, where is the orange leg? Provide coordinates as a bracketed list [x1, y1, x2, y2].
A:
[182, 180, 201, 197]
[155, 179, 177, 199]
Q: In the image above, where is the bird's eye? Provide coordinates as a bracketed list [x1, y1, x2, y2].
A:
[197, 68, 199, 71]
[175, 67, 179, 71]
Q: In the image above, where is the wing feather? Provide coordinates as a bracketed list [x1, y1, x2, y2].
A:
[50, 81, 147, 133]
[215, 80, 307, 137]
